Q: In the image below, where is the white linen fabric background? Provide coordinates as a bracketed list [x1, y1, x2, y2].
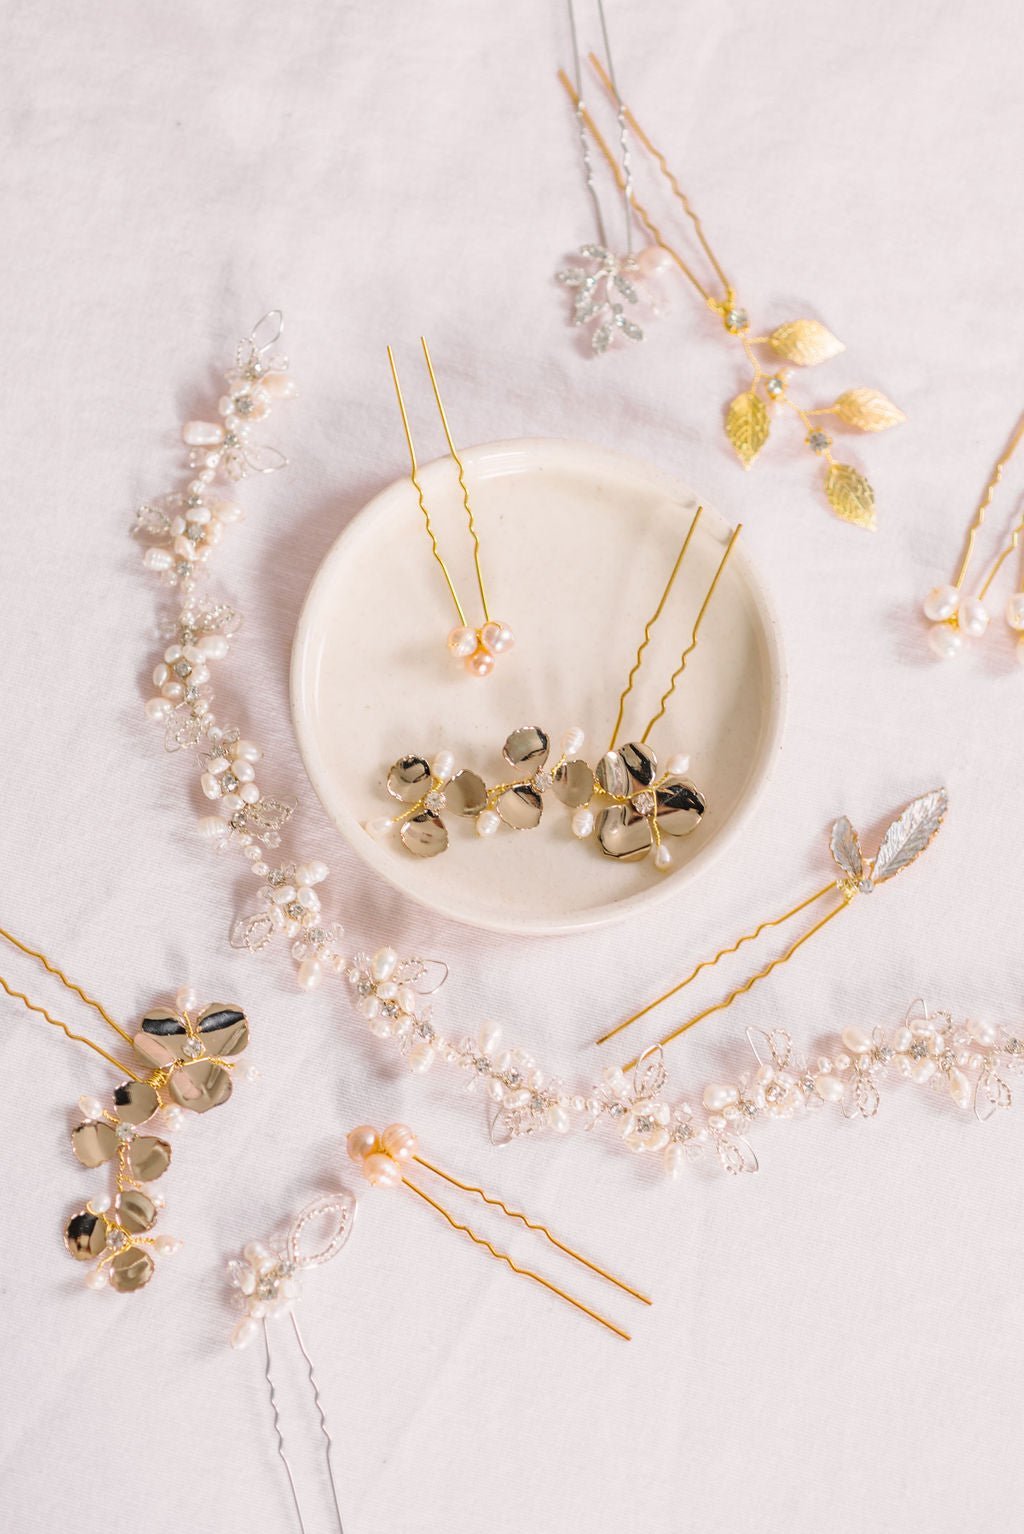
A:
[2, 3, 1023, 1531]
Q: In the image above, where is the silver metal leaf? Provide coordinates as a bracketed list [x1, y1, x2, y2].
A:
[592, 324, 612, 354]
[619, 318, 643, 342]
[871, 788, 948, 885]
[580, 244, 609, 260]
[829, 816, 864, 882]
[715, 1133, 758, 1175]
[556, 267, 586, 287]
[613, 274, 639, 302]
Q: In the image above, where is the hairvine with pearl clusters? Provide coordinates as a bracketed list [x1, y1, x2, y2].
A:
[0, 925, 251, 1292]
[367, 506, 740, 866]
[226, 1129, 649, 1534]
[555, 17, 905, 526]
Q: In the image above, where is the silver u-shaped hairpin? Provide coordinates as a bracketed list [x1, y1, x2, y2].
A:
[227, 1193, 357, 1534]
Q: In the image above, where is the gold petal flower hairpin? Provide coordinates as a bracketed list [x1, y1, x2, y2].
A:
[597, 788, 948, 1068]
[0, 925, 251, 1292]
[921, 407, 1024, 660]
[366, 509, 738, 868]
[556, 51, 904, 527]
[387, 338, 516, 677]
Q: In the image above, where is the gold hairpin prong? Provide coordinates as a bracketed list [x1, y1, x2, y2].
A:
[0, 971, 142, 1078]
[386, 344, 469, 627]
[640, 523, 742, 745]
[419, 337, 491, 624]
[951, 410, 1024, 590]
[0, 926, 136, 1046]
[411, 1154, 652, 1305]
[608, 506, 702, 752]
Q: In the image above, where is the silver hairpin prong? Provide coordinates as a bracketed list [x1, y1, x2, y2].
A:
[291, 1313, 346, 1534]
[264, 1321, 311, 1534]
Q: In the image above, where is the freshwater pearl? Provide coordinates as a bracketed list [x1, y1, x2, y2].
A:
[665, 753, 691, 776]
[947, 1067, 972, 1110]
[381, 1123, 418, 1160]
[571, 806, 594, 839]
[263, 372, 296, 399]
[664, 1143, 686, 1178]
[431, 750, 455, 783]
[560, 726, 585, 758]
[297, 957, 323, 991]
[654, 845, 672, 870]
[152, 1235, 182, 1255]
[239, 783, 260, 804]
[200, 773, 222, 800]
[958, 596, 989, 638]
[922, 584, 960, 622]
[927, 624, 963, 660]
[85, 1267, 109, 1290]
[143, 547, 173, 572]
[78, 1095, 104, 1120]
[182, 420, 225, 447]
[408, 1042, 435, 1073]
[478, 1020, 502, 1054]
[363, 1151, 402, 1188]
[447, 625, 477, 659]
[372, 947, 398, 982]
[636, 245, 675, 278]
[91, 1195, 112, 1214]
[703, 1083, 738, 1112]
[814, 1073, 846, 1103]
[480, 620, 515, 656]
[197, 815, 228, 841]
[465, 647, 495, 678]
[231, 1316, 258, 1350]
[546, 1104, 571, 1134]
[145, 696, 172, 721]
[476, 809, 501, 837]
[1005, 593, 1024, 631]
[840, 1026, 873, 1056]
[347, 1125, 379, 1162]
[970, 1019, 997, 1046]
[365, 816, 396, 840]
[210, 498, 242, 523]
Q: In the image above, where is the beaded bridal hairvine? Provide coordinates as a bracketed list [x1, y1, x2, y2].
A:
[921, 406, 1024, 660]
[0, 925, 251, 1290]
[367, 507, 739, 866]
[387, 338, 515, 676]
[556, 45, 904, 526]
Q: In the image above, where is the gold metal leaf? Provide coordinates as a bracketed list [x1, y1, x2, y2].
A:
[824, 464, 876, 529]
[832, 388, 906, 432]
[768, 319, 845, 366]
[725, 390, 770, 469]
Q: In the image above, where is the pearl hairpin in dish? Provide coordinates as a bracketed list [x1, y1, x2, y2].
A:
[367, 506, 738, 867]
[0, 924, 252, 1291]
[921, 407, 1024, 661]
[387, 338, 515, 677]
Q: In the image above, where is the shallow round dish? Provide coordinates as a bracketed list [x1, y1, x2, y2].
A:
[291, 437, 785, 935]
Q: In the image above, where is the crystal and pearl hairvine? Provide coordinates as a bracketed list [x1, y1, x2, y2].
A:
[557, 52, 905, 525]
[0, 925, 252, 1291]
[367, 506, 739, 868]
[387, 338, 515, 676]
[921, 406, 1024, 661]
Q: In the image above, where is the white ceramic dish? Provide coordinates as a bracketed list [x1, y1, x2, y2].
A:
[291, 437, 785, 935]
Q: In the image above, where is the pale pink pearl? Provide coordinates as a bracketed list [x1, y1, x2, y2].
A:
[363, 1152, 402, 1188]
[346, 1125, 379, 1163]
[465, 647, 494, 678]
[479, 621, 515, 656]
[182, 420, 225, 447]
[447, 625, 477, 659]
[381, 1123, 418, 1161]
[262, 372, 296, 399]
[635, 245, 674, 279]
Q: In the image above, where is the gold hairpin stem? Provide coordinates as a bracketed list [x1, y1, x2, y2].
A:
[0, 970, 141, 1079]
[602, 789, 948, 1068]
[348, 1123, 648, 1340]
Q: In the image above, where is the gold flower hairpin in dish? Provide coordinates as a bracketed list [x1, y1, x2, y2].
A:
[0, 924, 251, 1292]
[366, 507, 738, 867]
[597, 788, 948, 1067]
[921, 407, 1024, 660]
[555, 32, 904, 527]
[387, 338, 515, 677]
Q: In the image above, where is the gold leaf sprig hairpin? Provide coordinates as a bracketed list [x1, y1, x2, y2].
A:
[556, 57, 904, 527]
[597, 788, 948, 1068]
[366, 509, 738, 869]
[921, 407, 1024, 660]
[0, 925, 251, 1292]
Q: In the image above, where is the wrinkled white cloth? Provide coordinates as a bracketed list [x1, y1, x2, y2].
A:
[2, 2, 1023, 1531]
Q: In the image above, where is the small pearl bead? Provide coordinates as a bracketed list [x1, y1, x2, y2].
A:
[922, 584, 960, 623]
[664, 1143, 686, 1179]
[665, 753, 691, 776]
[465, 647, 495, 678]
[239, 783, 260, 805]
[703, 1083, 738, 1112]
[176, 986, 198, 1013]
[927, 623, 963, 660]
[243, 1241, 271, 1266]
[363, 1151, 402, 1188]
[1006, 593, 1024, 631]
[546, 1104, 571, 1134]
[346, 1125, 379, 1162]
[636, 245, 675, 279]
[560, 727, 585, 758]
[365, 816, 396, 840]
[479, 620, 515, 656]
[478, 1021, 502, 1054]
[372, 947, 398, 982]
[476, 809, 501, 837]
[408, 1042, 435, 1073]
[297, 957, 323, 990]
[447, 625, 477, 659]
[78, 1094, 103, 1120]
[197, 815, 229, 841]
[958, 596, 989, 638]
[571, 806, 594, 839]
[947, 1067, 972, 1110]
[152, 1234, 182, 1255]
[183, 420, 225, 446]
[263, 372, 296, 399]
[381, 1123, 418, 1160]
[201, 773, 222, 800]
[85, 1267, 109, 1290]
[654, 845, 672, 870]
[231, 1316, 259, 1350]
[814, 1073, 846, 1103]
[91, 1194, 111, 1214]
[145, 697, 172, 721]
[840, 1026, 873, 1056]
[431, 750, 455, 783]
[196, 634, 229, 660]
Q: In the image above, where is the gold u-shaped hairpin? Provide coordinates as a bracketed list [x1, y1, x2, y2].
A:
[387, 338, 515, 677]
[597, 788, 949, 1068]
[347, 1122, 650, 1339]
[0, 924, 251, 1292]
